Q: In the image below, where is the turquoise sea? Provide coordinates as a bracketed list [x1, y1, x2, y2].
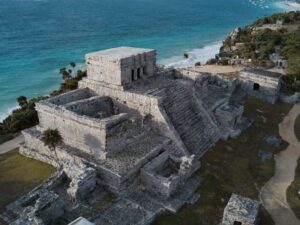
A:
[0, 0, 297, 120]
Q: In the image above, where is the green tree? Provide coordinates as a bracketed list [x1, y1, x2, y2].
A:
[41, 129, 62, 167]
[287, 56, 300, 79]
[17, 96, 28, 108]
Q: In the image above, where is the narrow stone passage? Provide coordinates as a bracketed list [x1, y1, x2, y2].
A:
[260, 103, 300, 225]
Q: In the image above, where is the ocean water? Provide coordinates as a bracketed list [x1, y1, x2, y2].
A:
[0, 0, 295, 120]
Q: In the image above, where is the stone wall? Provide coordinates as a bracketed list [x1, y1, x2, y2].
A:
[3, 171, 66, 225]
[86, 49, 156, 88]
[79, 79, 186, 152]
[47, 88, 94, 106]
[141, 152, 200, 197]
[215, 104, 244, 130]
[239, 71, 281, 103]
[37, 97, 129, 159]
[65, 96, 115, 118]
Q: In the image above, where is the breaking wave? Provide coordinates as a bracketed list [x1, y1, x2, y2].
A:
[273, 1, 300, 11]
[160, 42, 221, 68]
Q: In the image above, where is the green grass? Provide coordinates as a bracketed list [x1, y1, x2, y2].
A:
[287, 158, 300, 220]
[294, 114, 300, 142]
[153, 100, 292, 225]
[0, 149, 55, 213]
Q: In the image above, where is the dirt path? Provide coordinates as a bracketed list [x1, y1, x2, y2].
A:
[0, 135, 23, 155]
[260, 103, 300, 225]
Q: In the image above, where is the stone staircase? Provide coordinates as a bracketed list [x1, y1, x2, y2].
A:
[161, 84, 219, 156]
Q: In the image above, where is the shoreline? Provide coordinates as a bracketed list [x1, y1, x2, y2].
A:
[0, 42, 222, 122]
[0, 1, 297, 121]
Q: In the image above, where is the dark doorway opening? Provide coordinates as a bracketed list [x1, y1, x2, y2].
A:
[253, 83, 260, 91]
[137, 68, 141, 79]
[234, 221, 242, 225]
[131, 70, 135, 81]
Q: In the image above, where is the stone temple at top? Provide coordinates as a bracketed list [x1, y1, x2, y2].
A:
[85, 47, 156, 90]
[1, 47, 283, 225]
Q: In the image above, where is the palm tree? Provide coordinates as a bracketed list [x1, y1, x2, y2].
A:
[17, 96, 28, 108]
[42, 128, 62, 168]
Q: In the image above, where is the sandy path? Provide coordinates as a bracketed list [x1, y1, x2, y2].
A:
[260, 103, 300, 225]
[0, 135, 24, 155]
[192, 65, 244, 74]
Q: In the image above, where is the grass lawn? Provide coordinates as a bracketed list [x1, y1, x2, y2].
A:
[153, 99, 292, 225]
[0, 149, 55, 214]
[287, 157, 300, 220]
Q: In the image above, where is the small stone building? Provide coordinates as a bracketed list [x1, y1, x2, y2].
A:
[222, 194, 260, 225]
[86, 47, 156, 90]
[239, 68, 283, 104]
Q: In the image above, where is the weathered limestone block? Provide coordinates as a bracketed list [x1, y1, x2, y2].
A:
[141, 152, 200, 197]
[215, 103, 244, 130]
[178, 154, 201, 178]
[10, 191, 64, 225]
[2, 171, 66, 225]
[85, 47, 156, 89]
[239, 68, 282, 104]
[222, 194, 260, 225]
[67, 167, 96, 200]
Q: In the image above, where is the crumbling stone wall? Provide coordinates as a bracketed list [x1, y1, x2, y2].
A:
[3, 171, 66, 225]
[67, 167, 96, 201]
[37, 91, 130, 159]
[48, 88, 94, 106]
[141, 151, 200, 197]
[240, 70, 281, 104]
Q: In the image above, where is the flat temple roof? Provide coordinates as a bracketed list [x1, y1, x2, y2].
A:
[242, 68, 283, 79]
[86, 47, 155, 60]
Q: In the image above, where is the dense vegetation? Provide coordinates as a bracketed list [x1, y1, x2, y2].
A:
[0, 63, 86, 144]
[219, 11, 300, 85]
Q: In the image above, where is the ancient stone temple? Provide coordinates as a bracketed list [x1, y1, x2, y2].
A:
[1, 47, 250, 225]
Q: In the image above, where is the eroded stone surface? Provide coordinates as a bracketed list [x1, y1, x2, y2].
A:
[1, 47, 282, 225]
[222, 194, 260, 225]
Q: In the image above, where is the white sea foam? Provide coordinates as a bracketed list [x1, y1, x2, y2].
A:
[274, 1, 300, 11]
[159, 42, 221, 68]
[248, 0, 270, 9]
[0, 105, 18, 122]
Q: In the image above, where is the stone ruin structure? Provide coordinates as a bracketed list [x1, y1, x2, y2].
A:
[239, 68, 282, 104]
[222, 194, 260, 225]
[1, 47, 258, 225]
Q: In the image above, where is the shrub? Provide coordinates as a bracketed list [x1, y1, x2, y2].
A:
[219, 58, 229, 65]
[206, 58, 217, 65]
